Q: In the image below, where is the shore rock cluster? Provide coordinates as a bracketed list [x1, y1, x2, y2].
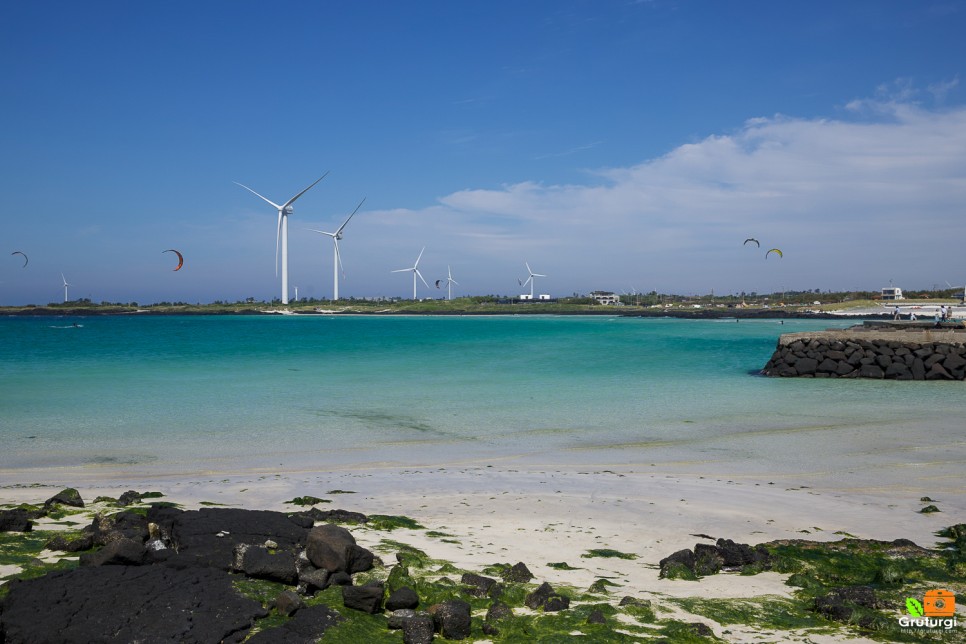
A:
[0, 490, 607, 643]
[762, 335, 966, 380]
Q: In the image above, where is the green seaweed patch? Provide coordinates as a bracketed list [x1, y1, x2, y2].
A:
[374, 540, 432, 569]
[481, 562, 510, 577]
[588, 577, 620, 593]
[581, 548, 638, 560]
[424, 530, 455, 538]
[284, 496, 329, 506]
[199, 501, 228, 506]
[767, 538, 956, 591]
[366, 514, 424, 531]
[655, 619, 720, 642]
[326, 489, 355, 494]
[92, 496, 117, 505]
[140, 491, 165, 499]
[547, 561, 581, 570]
[671, 596, 829, 632]
[620, 600, 657, 623]
[480, 602, 651, 642]
[919, 505, 941, 514]
[661, 562, 699, 581]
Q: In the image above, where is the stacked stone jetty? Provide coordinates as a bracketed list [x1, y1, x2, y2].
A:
[762, 324, 966, 380]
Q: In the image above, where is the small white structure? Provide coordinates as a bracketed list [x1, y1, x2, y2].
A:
[591, 291, 620, 305]
[881, 287, 904, 300]
[519, 293, 533, 300]
[538, 294, 551, 300]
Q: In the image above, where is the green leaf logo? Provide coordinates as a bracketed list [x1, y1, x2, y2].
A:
[906, 597, 924, 617]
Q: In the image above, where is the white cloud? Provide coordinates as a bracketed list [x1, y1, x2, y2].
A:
[368, 95, 966, 296]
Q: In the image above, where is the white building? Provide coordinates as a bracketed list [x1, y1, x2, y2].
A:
[591, 291, 621, 305]
[881, 287, 904, 300]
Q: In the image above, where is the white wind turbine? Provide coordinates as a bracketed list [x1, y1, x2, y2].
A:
[520, 262, 546, 298]
[234, 172, 329, 304]
[61, 273, 70, 303]
[392, 247, 430, 300]
[444, 265, 459, 300]
[308, 198, 365, 301]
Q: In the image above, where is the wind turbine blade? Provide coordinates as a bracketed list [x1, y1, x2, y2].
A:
[414, 246, 425, 268]
[416, 269, 430, 289]
[391, 268, 410, 273]
[275, 212, 282, 277]
[282, 171, 330, 209]
[452, 279, 460, 285]
[533, 273, 546, 278]
[336, 197, 366, 235]
[334, 239, 345, 278]
[308, 228, 336, 238]
[234, 182, 282, 210]
[526, 262, 532, 275]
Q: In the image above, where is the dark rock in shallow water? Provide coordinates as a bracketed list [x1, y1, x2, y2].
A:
[0, 565, 267, 643]
[0, 509, 32, 533]
[245, 603, 343, 644]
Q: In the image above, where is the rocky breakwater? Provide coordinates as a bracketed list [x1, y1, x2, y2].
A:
[761, 327, 966, 380]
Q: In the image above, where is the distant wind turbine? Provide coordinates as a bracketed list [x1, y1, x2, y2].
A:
[234, 172, 329, 304]
[308, 197, 365, 301]
[392, 247, 430, 300]
[61, 273, 70, 303]
[444, 265, 459, 301]
[520, 262, 546, 298]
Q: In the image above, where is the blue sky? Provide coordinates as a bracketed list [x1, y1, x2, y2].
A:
[2, 1, 964, 305]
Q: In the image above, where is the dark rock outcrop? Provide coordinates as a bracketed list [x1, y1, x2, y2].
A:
[0, 565, 268, 643]
[0, 509, 32, 533]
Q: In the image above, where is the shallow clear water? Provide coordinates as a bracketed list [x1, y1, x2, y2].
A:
[1, 314, 963, 477]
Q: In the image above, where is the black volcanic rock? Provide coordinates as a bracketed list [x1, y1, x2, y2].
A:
[0, 565, 267, 643]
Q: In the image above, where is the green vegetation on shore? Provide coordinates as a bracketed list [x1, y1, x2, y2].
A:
[5, 491, 965, 642]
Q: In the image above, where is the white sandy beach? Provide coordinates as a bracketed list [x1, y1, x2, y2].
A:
[3, 449, 964, 642]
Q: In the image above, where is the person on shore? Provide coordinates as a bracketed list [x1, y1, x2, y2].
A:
[893, 305, 900, 320]
[910, 311, 917, 321]
[941, 305, 948, 322]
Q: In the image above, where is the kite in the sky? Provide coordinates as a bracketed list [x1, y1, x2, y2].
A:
[435, 279, 442, 289]
[163, 249, 184, 271]
[11, 251, 28, 267]
[765, 248, 783, 259]
[743, 238, 760, 247]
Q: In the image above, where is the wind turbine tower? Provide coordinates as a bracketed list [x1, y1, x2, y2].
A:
[444, 265, 459, 300]
[392, 247, 430, 300]
[520, 262, 546, 299]
[235, 172, 329, 304]
[61, 273, 70, 303]
[309, 198, 365, 301]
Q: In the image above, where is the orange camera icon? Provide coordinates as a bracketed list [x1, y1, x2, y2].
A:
[924, 589, 956, 617]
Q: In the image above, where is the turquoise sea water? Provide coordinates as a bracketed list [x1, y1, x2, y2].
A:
[1, 315, 964, 480]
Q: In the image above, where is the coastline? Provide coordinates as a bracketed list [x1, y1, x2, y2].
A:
[4, 461, 961, 642]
